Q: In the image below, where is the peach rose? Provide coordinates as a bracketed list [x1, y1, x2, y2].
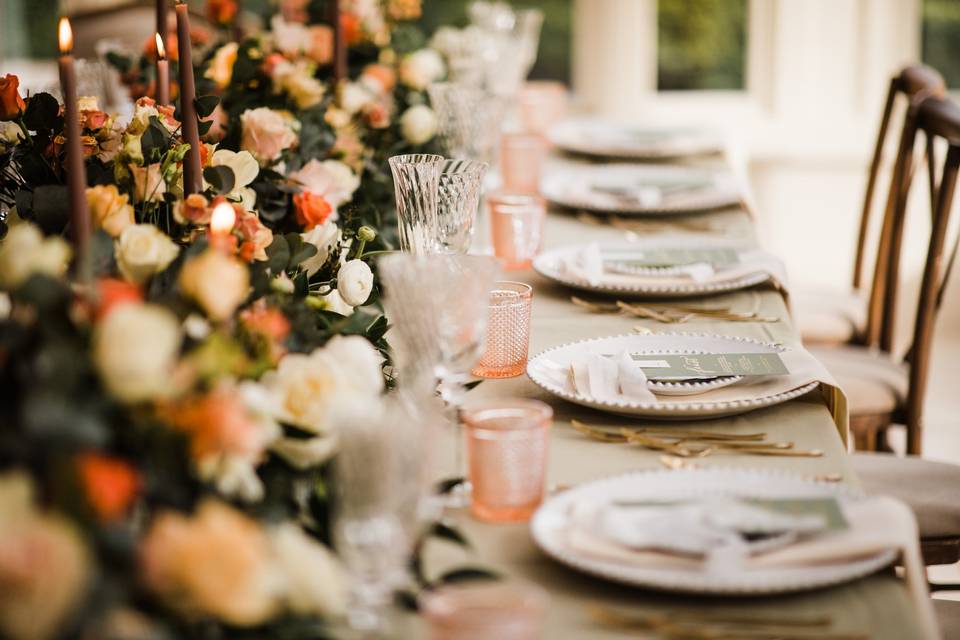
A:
[0, 75, 25, 121]
[86, 184, 134, 237]
[307, 25, 333, 64]
[361, 63, 396, 94]
[235, 210, 273, 262]
[178, 249, 250, 321]
[174, 193, 212, 225]
[293, 191, 333, 230]
[239, 107, 298, 166]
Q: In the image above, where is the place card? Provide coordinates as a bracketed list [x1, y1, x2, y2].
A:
[629, 352, 788, 380]
[602, 247, 740, 268]
[611, 497, 849, 532]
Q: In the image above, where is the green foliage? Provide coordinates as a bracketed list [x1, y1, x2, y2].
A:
[657, 0, 747, 91]
[923, 0, 960, 89]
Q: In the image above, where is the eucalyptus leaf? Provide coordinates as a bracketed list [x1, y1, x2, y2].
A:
[266, 235, 291, 275]
[435, 567, 501, 585]
[141, 116, 172, 163]
[427, 521, 471, 549]
[203, 165, 236, 195]
[194, 95, 220, 119]
[32, 184, 70, 234]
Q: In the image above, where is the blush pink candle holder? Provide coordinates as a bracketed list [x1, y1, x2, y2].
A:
[471, 281, 533, 379]
[462, 398, 552, 523]
[420, 582, 549, 640]
[499, 131, 546, 194]
[488, 193, 546, 270]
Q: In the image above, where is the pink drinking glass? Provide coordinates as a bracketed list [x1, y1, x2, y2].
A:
[499, 131, 545, 194]
[488, 193, 546, 270]
[472, 281, 533, 379]
[462, 398, 552, 522]
[421, 582, 549, 640]
[519, 80, 568, 139]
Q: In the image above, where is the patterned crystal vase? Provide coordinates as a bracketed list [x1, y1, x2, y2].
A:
[388, 154, 444, 254]
[437, 159, 488, 254]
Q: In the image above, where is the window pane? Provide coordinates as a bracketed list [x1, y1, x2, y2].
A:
[657, 0, 747, 91]
[416, 0, 572, 84]
[922, 0, 960, 89]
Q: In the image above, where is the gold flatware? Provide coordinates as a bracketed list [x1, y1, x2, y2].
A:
[569, 420, 629, 443]
[576, 421, 768, 442]
[726, 447, 825, 458]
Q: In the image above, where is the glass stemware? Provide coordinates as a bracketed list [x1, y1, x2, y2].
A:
[388, 154, 444, 255]
[428, 83, 505, 164]
[437, 159, 488, 254]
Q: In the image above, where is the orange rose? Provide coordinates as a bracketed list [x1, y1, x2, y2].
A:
[341, 13, 363, 45]
[206, 0, 238, 25]
[235, 210, 273, 262]
[175, 193, 211, 225]
[361, 64, 396, 93]
[94, 278, 143, 321]
[0, 75, 26, 121]
[387, 0, 422, 20]
[293, 191, 333, 230]
[76, 454, 140, 523]
[162, 385, 268, 463]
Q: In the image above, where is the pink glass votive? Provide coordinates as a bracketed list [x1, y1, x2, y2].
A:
[462, 398, 552, 522]
[519, 80, 568, 139]
[421, 582, 549, 640]
[471, 281, 533, 379]
[488, 193, 546, 270]
[500, 131, 545, 194]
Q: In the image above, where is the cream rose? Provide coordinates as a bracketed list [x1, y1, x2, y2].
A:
[93, 302, 183, 403]
[336, 259, 373, 306]
[339, 82, 374, 115]
[289, 159, 359, 208]
[300, 221, 340, 276]
[270, 524, 346, 616]
[400, 104, 437, 145]
[240, 108, 299, 166]
[0, 223, 71, 289]
[178, 249, 250, 321]
[399, 48, 445, 90]
[282, 71, 325, 110]
[204, 42, 238, 90]
[131, 163, 166, 202]
[86, 184, 134, 237]
[115, 224, 180, 284]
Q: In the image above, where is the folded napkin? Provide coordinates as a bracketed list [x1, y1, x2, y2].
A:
[568, 352, 657, 403]
[560, 242, 788, 292]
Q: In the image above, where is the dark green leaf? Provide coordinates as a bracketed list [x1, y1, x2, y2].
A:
[464, 380, 484, 392]
[141, 116, 172, 163]
[266, 235, 291, 275]
[23, 93, 60, 131]
[436, 567, 501, 585]
[31, 184, 70, 234]
[427, 521, 471, 549]
[434, 477, 465, 495]
[194, 95, 220, 118]
[394, 590, 420, 611]
[104, 51, 133, 75]
[202, 165, 236, 195]
[290, 242, 318, 266]
[197, 119, 213, 136]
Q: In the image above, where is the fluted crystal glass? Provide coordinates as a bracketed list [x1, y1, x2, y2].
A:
[438, 159, 488, 254]
[388, 154, 444, 254]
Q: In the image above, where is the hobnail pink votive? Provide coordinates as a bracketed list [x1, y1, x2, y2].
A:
[471, 281, 533, 379]
[462, 398, 552, 523]
[519, 80, 568, 139]
[499, 131, 545, 194]
[488, 193, 546, 270]
[420, 582, 549, 640]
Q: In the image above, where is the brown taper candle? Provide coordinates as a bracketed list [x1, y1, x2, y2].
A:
[175, 0, 202, 195]
[155, 33, 170, 106]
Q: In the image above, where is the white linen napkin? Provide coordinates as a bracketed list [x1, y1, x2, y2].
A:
[568, 352, 657, 403]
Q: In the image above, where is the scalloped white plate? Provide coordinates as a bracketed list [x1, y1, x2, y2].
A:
[531, 468, 897, 595]
[526, 333, 817, 419]
[550, 119, 724, 160]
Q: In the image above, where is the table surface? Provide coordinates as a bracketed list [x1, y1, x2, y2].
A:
[419, 157, 928, 639]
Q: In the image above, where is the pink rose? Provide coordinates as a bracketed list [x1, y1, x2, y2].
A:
[239, 108, 298, 166]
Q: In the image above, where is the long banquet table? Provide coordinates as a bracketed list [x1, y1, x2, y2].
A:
[416, 152, 931, 639]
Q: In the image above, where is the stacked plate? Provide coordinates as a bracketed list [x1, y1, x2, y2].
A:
[533, 242, 784, 298]
[542, 164, 741, 215]
[550, 118, 724, 160]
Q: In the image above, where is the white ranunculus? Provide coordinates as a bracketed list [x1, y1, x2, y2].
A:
[115, 224, 180, 284]
[336, 259, 373, 306]
[0, 223, 71, 289]
[400, 105, 437, 145]
[322, 334, 385, 394]
[93, 303, 182, 403]
[289, 159, 359, 208]
[204, 42, 239, 90]
[319, 290, 353, 316]
[398, 48, 445, 90]
[131, 164, 166, 202]
[300, 221, 340, 276]
[240, 108, 299, 166]
[270, 523, 347, 616]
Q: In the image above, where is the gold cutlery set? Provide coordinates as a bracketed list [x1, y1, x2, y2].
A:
[571, 296, 780, 324]
[577, 211, 721, 234]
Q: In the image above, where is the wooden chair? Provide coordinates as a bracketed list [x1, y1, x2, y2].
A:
[795, 65, 945, 345]
[826, 94, 960, 566]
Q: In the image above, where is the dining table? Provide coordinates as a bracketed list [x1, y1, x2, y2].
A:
[413, 148, 937, 639]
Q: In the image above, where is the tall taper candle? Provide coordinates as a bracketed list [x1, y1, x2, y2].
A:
[155, 33, 170, 106]
[156, 0, 167, 50]
[58, 18, 90, 274]
[332, 0, 346, 85]
[175, 0, 202, 195]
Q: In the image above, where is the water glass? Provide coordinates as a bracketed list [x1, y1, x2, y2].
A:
[429, 82, 505, 162]
[389, 154, 444, 254]
[472, 282, 533, 379]
[519, 81, 568, 139]
[421, 582, 549, 640]
[488, 193, 546, 269]
[499, 132, 545, 194]
[438, 159, 488, 254]
[462, 398, 552, 522]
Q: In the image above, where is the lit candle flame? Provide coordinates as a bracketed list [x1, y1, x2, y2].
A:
[58, 18, 73, 54]
[155, 33, 166, 60]
[210, 202, 237, 235]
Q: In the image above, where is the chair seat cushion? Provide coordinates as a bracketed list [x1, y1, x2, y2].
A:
[811, 345, 908, 416]
[853, 452, 960, 539]
[934, 599, 960, 638]
[794, 288, 865, 345]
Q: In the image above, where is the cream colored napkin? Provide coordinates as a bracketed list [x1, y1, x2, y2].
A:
[568, 352, 657, 403]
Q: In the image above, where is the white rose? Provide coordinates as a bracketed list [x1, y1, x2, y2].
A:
[270, 524, 347, 616]
[322, 335, 385, 394]
[179, 249, 250, 321]
[300, 221, 340, 276]
[115, 224, 180, 284]
[398, 48, 445, 90]
[131, 163, 166, 202]
[319, 290, 353, 316]
[339, 82, 373, 115]
[240, 108, 299, 166]
[336, 260, 373, 306]
[289, 159, 359, 208]
[0, 224, 71, 289]
[400, 105, 437, 145]
[204, 42, 238, 90]
[93, 303, 182, 403]
[0, 121, 24, 149]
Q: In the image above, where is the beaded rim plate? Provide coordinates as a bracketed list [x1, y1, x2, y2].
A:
[549, 118, 725, 160]
[531, 467, 897, 595]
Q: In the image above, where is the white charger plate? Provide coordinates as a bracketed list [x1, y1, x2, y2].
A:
[533, 244, 771, 298]
[526, 333, 817, 419]
[531, 468, 897, 595]
[550, 118, 724, 160]
[542, 164, 741, 215]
